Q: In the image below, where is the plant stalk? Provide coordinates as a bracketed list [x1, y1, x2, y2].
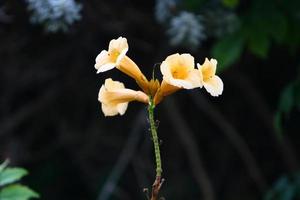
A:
[148, 97, 162, 177]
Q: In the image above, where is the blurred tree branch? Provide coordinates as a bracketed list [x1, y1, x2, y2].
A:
[164, 97, 215, 200]
[230, 72, 299, 171]
[189, 92, 267, 191]
[97, 109, 147, 200]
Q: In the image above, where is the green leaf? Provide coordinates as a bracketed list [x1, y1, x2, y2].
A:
[0, 184, 39, 200]
[0, 160, 9, 174]
[0, 168, 28, 187]
[294, 80, 300, 108]
[212, 34, 244, 72]
[248, 32, 270, 58]
[222, 0, 239, 9]
[278, 84, 294, 115]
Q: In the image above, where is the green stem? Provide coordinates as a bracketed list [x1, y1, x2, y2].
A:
[148, 97, 162, 177]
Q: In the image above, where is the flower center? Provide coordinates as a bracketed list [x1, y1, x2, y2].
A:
[171, 64, 188, 79]
[202, 67, 213, 82]
[109, 49, 120, 62]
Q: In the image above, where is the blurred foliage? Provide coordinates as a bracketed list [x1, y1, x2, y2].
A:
[264, 172, 300, 200]
[0, 160, 39, 200]
[275, 75, 300, 136]
[155, 0, 300, 138]
[155, 0, 300, 71]
[26, 0, 82, 32]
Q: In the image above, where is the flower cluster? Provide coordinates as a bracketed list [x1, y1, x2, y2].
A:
[95, 37, 223, 116]
[26, 0, 82, 32]
[168, 11, 206, 49]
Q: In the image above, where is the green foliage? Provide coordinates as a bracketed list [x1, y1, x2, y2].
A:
[0, 160, 39, 200]
[264, 172, 300, 200]
[0, 168, 28, 187]
[0, 185, 39, 200]
[212, 33, 244, 72]
[275, 77, 300, 135]
[222, 0, 239, 9]
[211, 0, 300, 68]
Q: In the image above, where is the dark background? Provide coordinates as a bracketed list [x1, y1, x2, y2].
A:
[1, 0, 300, 200]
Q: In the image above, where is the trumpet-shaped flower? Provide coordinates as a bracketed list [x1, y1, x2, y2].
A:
[95, 37, 128, 73]
[98, 78, 149, 116]
[95, 37, 149, 93]
[197, 58, 223, 97]
[160, 53, 202, 89]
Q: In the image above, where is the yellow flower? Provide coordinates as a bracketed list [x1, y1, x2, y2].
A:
[95, 36, 128, 72]
[197, 58, 223, 97]
[153, 53, 202, 105]
[94, 37, 149, 93]
[160, 53, 202, 89]
[98, 78, 149, 116]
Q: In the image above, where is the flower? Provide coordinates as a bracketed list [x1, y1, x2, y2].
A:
[95, 37, 149, 93]
[98, 78, 149, 116]
[197, 58, 223, 96]
[153, 53, 202, 105]
[160, 53, 202, 89]
[95, 37, 128, 73]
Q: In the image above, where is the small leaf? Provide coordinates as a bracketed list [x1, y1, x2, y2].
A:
[0, 160, 9, 174]
[0, 184, 39, 200]
[0, 168, 28, 186]
[278, 84, 294, 115]
[212, 33, 244, 72]
[248, 32, 270, 58]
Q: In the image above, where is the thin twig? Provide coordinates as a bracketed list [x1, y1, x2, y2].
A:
[189, 92, 267, 191]
[163, 97, 216, 200]
[230, 72, 299, 171]
[97, 109, 147, 200]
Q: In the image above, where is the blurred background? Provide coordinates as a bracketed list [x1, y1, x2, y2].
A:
[1, 0, 300, 200]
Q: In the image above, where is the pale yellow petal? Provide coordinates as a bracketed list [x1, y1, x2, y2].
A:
[196, 63, 204, 84]
[97, 63, 116, 73]
[117, 103, 128, 115]
[108, 37, 128, 53]
[168, 78, 194, 89]
[116, 48, 128, 65]
[101, 102, 128, 117]
[186, 69, 203, 88]
[180, 53, 195, 71]
[203, 75, 223, 97]
[95, 50, 116, 72]
[105, 78, 125, 90]
[98, 78, 148, 116]
[199, 58, 217, 81]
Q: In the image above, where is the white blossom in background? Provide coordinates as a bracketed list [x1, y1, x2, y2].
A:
[155, 0, 178, 24]
[26, 0, 82, 32]
[167, 11, 206, 49]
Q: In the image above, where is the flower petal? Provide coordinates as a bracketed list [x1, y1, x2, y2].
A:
[116, 48, 128, 65]
[199, 58, 217, 80]
[101, 102, 125, 116]
[203, 75, 223, 96]
[117, 103, 128, 115]
[108, 37, 128, 53]
[97, 63, 116, 73]
[186, 69, 203, 88]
